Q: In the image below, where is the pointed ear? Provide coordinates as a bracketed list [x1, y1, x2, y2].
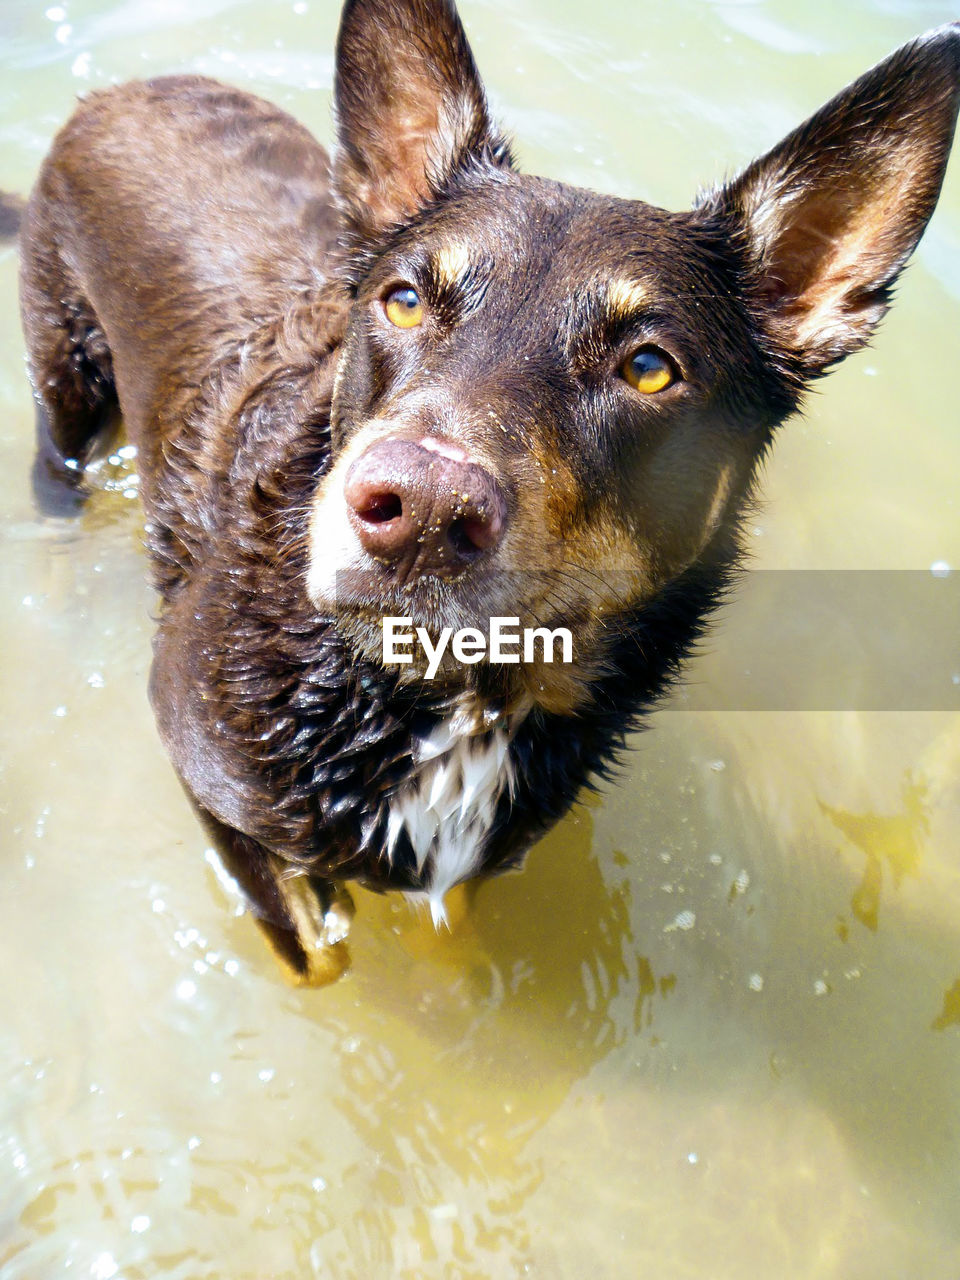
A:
[702, 25, 960, 377]
[333, 0, 510, 240]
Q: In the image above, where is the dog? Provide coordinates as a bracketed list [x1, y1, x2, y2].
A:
[7, 0, 959, 983]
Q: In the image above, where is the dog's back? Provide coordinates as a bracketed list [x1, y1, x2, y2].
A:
[20, 76, 343, 548]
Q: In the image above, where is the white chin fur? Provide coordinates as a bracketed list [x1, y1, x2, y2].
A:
[387, 700, 518, 926]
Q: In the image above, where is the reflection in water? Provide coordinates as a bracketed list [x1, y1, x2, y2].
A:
[820, 774, 929, 931]
[932, 980, 960, 1033]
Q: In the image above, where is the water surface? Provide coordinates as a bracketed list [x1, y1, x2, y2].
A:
[1, 1, 959, 1276]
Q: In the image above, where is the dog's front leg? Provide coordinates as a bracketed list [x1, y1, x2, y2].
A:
[190, 802, 354, 986]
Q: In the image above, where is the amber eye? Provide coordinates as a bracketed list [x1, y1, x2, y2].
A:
[383, 285, 424, 329]
[621, 346, 677, 394]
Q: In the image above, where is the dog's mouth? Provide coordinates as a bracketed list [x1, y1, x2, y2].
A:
[326, 557, 648, 709]
[330, 562, 541, 636]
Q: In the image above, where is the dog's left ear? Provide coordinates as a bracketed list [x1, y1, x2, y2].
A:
[333, 0, 509, 241]
[704, 25, 960, 377]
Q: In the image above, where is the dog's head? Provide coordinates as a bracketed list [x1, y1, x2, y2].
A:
[307, 0, 960, 712]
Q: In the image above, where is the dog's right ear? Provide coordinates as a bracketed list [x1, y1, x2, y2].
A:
[703, 25, 960, 379]
[333, 0, 509, 242]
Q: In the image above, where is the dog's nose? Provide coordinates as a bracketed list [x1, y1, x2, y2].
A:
[344, 438, 506, 576]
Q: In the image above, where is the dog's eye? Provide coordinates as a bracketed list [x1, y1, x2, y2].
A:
[621, 346, 677, 394]
[383, 286, 424, 329]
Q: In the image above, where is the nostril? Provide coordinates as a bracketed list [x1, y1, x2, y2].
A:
[354, 490, 403, 524]
[448, 517, 485, 560]
[450, 499, 504, 555]
[449, 512, 502, 558]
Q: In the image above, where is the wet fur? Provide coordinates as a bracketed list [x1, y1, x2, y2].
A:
[8, 5, 960, 979]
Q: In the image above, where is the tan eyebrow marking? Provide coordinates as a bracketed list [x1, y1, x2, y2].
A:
[432, 241, 475, 290]
[605, 278, 649, 320]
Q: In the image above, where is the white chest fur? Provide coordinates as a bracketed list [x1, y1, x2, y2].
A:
[385, 706, 516, 926]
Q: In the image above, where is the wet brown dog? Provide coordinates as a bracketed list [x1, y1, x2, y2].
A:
[10, 1, 960, 981]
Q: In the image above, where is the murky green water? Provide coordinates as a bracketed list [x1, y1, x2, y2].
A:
[2, 1, 960, 1276]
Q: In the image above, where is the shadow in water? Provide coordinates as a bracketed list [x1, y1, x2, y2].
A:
[296, 804, 675, 1276]
[820, 773, 929, 932]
